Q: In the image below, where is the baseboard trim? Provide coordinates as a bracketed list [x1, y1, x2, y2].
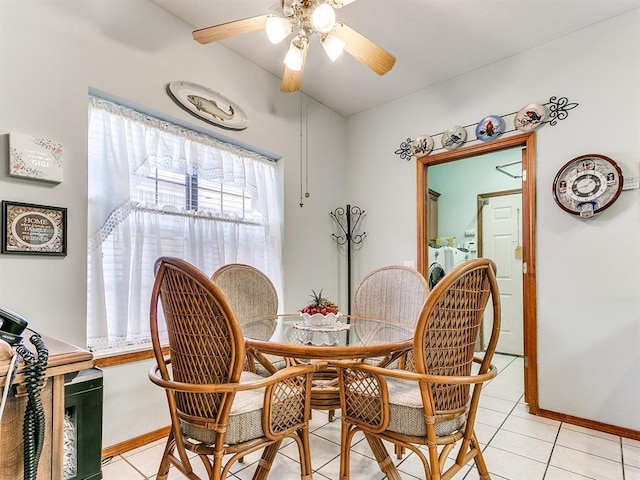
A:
[537, 408, 640, 441]
[102, 426, 170, 459]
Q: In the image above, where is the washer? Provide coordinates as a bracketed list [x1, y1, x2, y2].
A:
[427, 244, 446, 288]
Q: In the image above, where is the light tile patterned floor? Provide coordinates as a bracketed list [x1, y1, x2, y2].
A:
[101, 354, 640, 479]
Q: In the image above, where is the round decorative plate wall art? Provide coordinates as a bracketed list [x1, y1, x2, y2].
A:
[475, 115, 504, 142]
[441, 125, 467, 150]
[411, 135, 434, 157]
[514, 103, 547, 132]
[166, 81, 249, 130]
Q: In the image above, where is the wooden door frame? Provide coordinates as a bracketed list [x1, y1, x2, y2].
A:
[416, 131, 538, 412]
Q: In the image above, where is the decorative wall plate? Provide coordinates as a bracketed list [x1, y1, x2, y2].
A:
[411, 135, 434, 157]
[514, 103, 547, 132]
[552, 154, 623, 218]
[475, 115, 504, 142]
[165, 80, 249, 130]
[441, 126, 467, 150]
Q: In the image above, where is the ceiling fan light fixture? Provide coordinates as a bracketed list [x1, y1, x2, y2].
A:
[284, 35, 306, 71]
[311, 3, 336, 34]
[192, 1, 397, 93]
[282, 2, 295, 17]
[321, 34, 345, 62]
[266, 15, 293, 44]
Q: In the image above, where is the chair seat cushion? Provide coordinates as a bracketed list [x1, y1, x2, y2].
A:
[181, 371, 266, 445]
[254, 355, 287, 377]
[386, 377, 465, 437]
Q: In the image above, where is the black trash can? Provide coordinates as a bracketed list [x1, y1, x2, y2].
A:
[63, 368, 103, 480]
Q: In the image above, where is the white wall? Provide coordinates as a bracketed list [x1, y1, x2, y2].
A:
[346, 10, 640, 430]
[0, 0, 347, 447]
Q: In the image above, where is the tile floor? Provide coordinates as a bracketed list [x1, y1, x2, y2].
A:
[101, 354, 640, 479]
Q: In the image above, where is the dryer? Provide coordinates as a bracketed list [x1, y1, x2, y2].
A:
[443, 246, 470, 272]
[427, 244, 446, 289]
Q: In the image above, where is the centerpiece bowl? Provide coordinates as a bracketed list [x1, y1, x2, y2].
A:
[299, 289, 340, 327]
[300, 311, 341, 327]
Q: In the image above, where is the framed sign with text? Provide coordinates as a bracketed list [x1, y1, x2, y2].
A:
[1, 201, 67, 256]
[9, 132, 64, 183]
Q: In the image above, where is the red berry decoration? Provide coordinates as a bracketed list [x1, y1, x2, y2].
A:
[301, 289, 339, 316]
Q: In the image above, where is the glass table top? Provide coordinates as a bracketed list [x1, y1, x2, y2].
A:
[243, 314, 414, 359]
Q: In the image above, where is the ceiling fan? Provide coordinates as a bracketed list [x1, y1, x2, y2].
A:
[192, 0, 396, 93]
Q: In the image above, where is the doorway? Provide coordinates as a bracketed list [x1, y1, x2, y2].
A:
[416, 132, 538, 412]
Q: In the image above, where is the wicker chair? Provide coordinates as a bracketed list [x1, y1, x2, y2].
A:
[352, 264, 429, 323]
[211, 263, 284, 375]
[352, 265, 429, 368]
[149, 257, 322, 480]
[340, 265, 429, 428]
[335, 258, 501, 480]
[352, 265, 430, 457]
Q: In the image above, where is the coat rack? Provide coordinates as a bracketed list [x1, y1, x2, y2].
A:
[330, 204, 366, 315]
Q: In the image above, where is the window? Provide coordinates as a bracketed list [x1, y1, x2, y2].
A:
[87, 97, 282, 352]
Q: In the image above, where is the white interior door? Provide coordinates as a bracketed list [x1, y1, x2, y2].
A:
[481, 192, 523, 356]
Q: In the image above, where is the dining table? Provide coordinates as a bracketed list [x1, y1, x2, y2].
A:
[243, 313, 415, 418]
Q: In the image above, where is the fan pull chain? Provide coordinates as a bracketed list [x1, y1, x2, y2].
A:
[299, 92, 304, 207]
[305, 95, 310, 200]
[299, 93, 310, 207]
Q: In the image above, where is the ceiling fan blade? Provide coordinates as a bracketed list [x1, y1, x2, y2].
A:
[281, 66, 303, 92]
[193, 14, 270, 44]
[281, 42, 308, 93]
[332, 22, 396, 75]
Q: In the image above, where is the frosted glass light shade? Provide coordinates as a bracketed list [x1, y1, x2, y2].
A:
[311, 4, 336, 34]
[284, 38, 305, 71]
[266, 16, 292, 44]
[321, 34, 345, 62]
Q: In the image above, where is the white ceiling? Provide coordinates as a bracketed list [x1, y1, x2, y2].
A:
[150, 0, 640, 117]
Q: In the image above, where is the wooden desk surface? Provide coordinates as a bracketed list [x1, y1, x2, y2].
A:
[0, 334, 94, 386]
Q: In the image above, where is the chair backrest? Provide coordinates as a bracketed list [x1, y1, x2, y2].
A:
[352, 265, 429, 326]
[211, 263, 278, 324]
[413, 257, 500, 412]
[150, 257, 245, 422]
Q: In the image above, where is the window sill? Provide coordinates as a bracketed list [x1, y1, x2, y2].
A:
[94, 344, 169, 368]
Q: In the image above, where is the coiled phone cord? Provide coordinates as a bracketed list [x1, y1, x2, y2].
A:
[15, 332, 48, 480]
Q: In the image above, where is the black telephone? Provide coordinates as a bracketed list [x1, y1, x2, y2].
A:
[0, 307, 49, 480]
[0, 306, 29, 345]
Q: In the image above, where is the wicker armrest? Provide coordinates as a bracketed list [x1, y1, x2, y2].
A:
[334, 360, 392, 433]
[149, 359, 327, 393]
[262, 362, 327, 438]
[334, 359, 498, 434]
[333, 359, 498, 386]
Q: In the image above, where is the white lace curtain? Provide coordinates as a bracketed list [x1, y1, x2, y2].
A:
[87, 97, 282, 351]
